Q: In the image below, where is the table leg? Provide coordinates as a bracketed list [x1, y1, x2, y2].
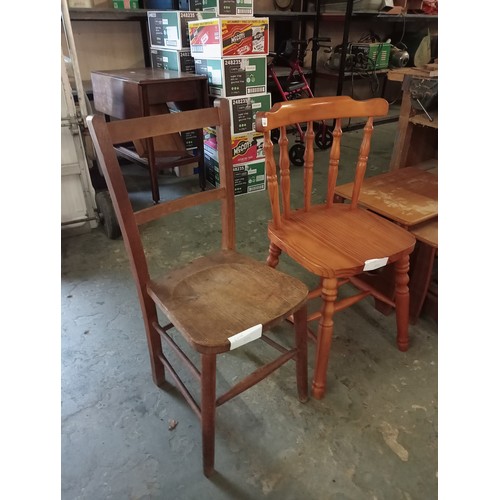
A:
[409, 241, 437, 324]
[145, 136, 160, 204]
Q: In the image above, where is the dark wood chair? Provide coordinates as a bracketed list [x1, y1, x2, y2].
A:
[87, 98, 309, 477]
[255, 96, 416, 400]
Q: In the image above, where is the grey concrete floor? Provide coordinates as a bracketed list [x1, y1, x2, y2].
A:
[61, 122, 438, 499]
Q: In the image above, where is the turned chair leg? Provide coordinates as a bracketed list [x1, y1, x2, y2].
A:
[395, 254, 410, 352]
[267, 242, 282, 268]
[293, 304, 309, 403]
[201, 353, 217, 477]
[311, 277, 338, 400]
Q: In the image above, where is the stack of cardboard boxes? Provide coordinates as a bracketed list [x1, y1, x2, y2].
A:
[188, 3, 271, 195]
[146, 6, 216, 175]
[147, 9, 216, 73]
[145, 1, 271, 193]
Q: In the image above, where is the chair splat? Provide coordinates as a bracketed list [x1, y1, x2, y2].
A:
[326, 119, 343, 209]
[304, 121, 315, 211]
[351, 116, 374, 209]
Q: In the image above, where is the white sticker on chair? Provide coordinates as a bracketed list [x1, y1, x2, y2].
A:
[261, 118, 268, 127]
[363, 257, 389, 271]
[229, 324, 263, 350]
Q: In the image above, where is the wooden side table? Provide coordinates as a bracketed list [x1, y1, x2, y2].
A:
[335, 167, 438, 323]
[91, 68, 210, 203]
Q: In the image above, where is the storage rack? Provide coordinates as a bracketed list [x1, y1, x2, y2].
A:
[68, 2, 437, 102]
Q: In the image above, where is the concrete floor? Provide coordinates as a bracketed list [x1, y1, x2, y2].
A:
[61, 122, 438, 499]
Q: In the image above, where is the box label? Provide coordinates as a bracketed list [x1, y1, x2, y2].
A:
[229, 93, 271, 135]
[149, 11, 216, 49]
[204, 128, 264, 164]
[150, 49, 195, 73]
[204, 155, 266, 195]
[189, 18, 268, 58]
[203, 0, 253, 16]
[194, 56, 266, 97]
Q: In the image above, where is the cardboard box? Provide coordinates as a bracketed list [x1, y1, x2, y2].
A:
[144, 0, 178, 8]
[203, 0, 253, 16]
[188, 17, 269, 58]
[167, 105, 200, 149]
[205, 146, 266, 195]
[182, 130, 199, 150]
[204, 128, 264, 165]
[150, 48, 195, 73]
[386, 0, 426, 14]
[113, 0, 141, 8]
[194, 56, 266, 97]
[180, 0, 252, 13]
[68, 0, 95, 7]
[148, 11, 217, 50]
[174, 154, 199, 177]
[179, 0, 204, 9]
[223, 93, 271, 135]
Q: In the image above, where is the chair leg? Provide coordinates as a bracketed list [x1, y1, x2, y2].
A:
[201, 353, 217, 477]
[395, 254, 410, 352]
[141, 296, 166, 386]
[266, 242, 282, 268]
[293, 304, 309, 403]
[311, 277, 338, 400]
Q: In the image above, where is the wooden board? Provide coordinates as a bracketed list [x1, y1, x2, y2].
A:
[387, 67, 438, 82]
[409, 113, 438, 129]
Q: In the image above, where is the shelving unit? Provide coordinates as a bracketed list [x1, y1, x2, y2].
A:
[316, 3, 438, 97]
[68, 3, 323, 90]
[68, 4, 437, 106]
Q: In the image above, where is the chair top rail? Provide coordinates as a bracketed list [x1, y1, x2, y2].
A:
[107, 107, 220, 145]
[255, 96, 388, 131]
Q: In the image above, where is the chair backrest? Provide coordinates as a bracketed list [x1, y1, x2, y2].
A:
[255, 96, 389, 229]
[86, 98, 235, 296]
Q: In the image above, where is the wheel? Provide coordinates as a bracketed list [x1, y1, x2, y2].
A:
[95, 190, 121, 239]
[315, 128, 333, 150]
[271, 128, 280, 144]
[289, 143, 305, 167]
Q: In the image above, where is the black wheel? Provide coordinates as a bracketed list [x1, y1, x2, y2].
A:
[289, 143, 305, 167]
[271, 128, 280, 144]
[315, 128, 333, 150]
[88, 160, 108, 190]
[95, 190, 121, 240]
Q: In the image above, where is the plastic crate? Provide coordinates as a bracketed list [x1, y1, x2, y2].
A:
[350, 42, 391, 70]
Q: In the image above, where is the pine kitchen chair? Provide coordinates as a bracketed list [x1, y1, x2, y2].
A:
[255, 96, 416, 400]
[87, 98, 309, 477]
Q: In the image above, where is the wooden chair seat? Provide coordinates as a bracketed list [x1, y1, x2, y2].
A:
[269, 205, 415, 278]
[148, 249, 309, 354]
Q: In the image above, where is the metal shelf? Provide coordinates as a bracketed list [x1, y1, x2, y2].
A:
[254, 10, 317, 20]
[320, 12, 438, 21]
[68, 8, 318, 21]
[68, 7, 147, 21]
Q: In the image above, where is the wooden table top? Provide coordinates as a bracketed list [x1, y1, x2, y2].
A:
[91, 67, 207, 85]
[335, 167, 438, 227]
